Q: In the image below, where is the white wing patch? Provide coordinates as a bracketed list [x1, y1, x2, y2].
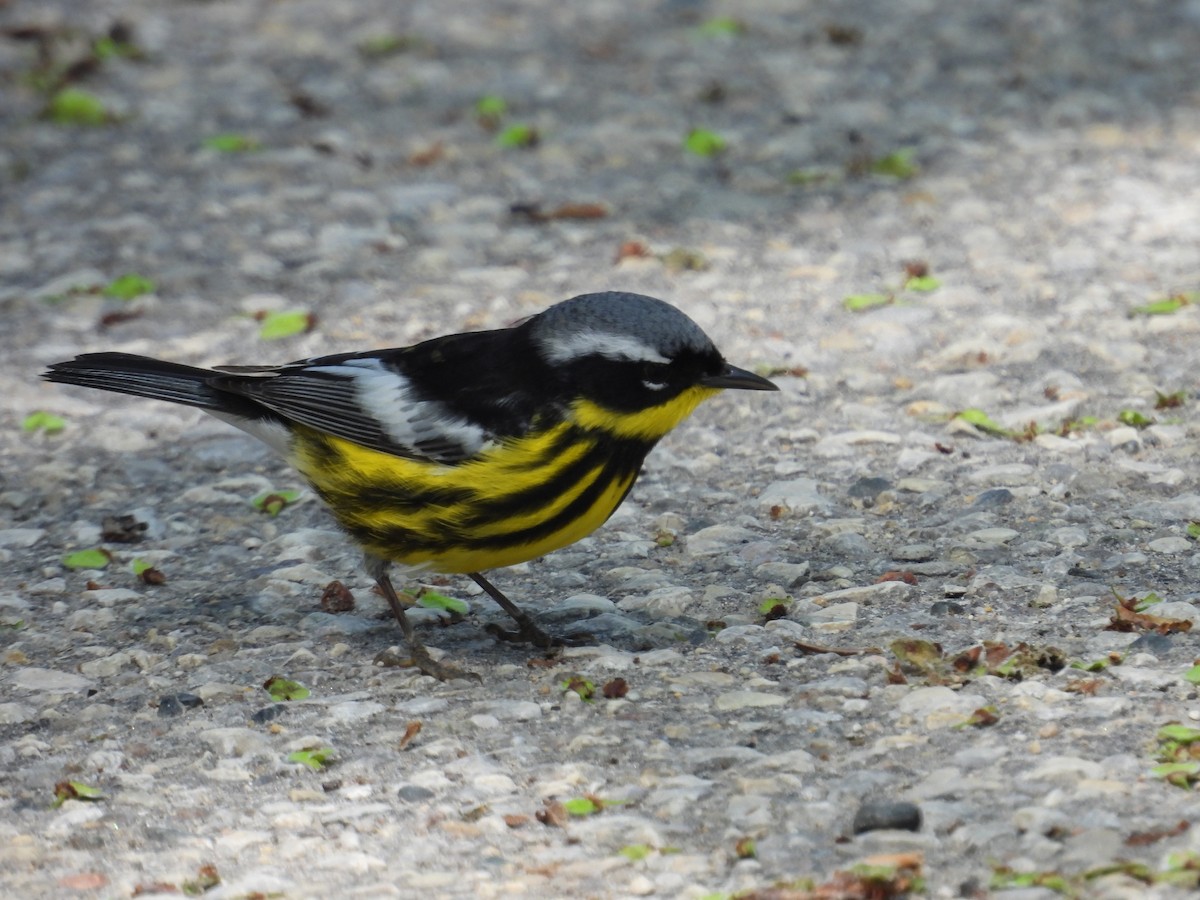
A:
[309, 359, 489, 460]
[537, 331, 669, 365]
[209, 411, 294, 456]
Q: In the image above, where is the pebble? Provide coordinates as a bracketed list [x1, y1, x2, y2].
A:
[813, 581, 916, 605]
[685, 524, 757, 556]
[714, 691, 787, 711]
[807, 602, 859, 631]
[475, 701, 542, 721]
[1147, 536, 1192, 554]
[757, 478, 831, 515]
[10, 667, 92, 693]
[898, 688, 988, 728]
[0, 528, 45, 547]
[851, 799, 923, 835]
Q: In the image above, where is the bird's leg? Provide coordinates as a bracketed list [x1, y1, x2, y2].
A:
[373, 565, 479, 682]
[469, 572, 584, 649]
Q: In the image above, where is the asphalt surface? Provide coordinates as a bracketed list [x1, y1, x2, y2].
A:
[4, 2, 1200, 898]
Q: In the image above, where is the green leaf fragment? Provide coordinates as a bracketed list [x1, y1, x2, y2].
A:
[358, 34, 423, 58]
[904, 275, 941, 292]
[1117, 409, 1154, 428]
[562, 677, 596, 701]
[758, 598, 788, 615]
[1134, 591, 1164, 610]
[475, 95, 508, 119]
[52, 780, 106, 808]
[203, 133, 261, 152]
[695, 17, 745, 37]
[684, 129, 727, 157]
[92, 35, 141, 60]
[103, 273, 155, 300]
[417, 591, 468, 615]
[495, 124, 538, 148]
[288, 748, 335, 770]
[842, 293, 893, 312]
[22, 411, 66, 434]
[251, 489, 300, 516]
[265, 676, 310, 702]
[619, 844, 652, 861]
[1187, 522, 1200, 540]
[131, 559, 153, 576]
[562, 797, 600, 816]
[1070, 655, 1117, 672]
[1186, 665, 1200, 685]
[1157, 724, 1200, 744]
[258, 310, 313, 340]
[47, 88, 108, 125]
[1151, 761, 1200, 777]
[63, 548, 111, 570]
[870, 149, 918, 179]
[1129, 294, 1196, 316]
[787, 168, 835, 186]
[954, 408, 1010, 437]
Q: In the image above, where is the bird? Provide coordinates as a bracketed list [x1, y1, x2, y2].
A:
[44, 291, 779, 680]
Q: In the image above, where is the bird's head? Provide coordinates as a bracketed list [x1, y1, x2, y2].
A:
[526, 292, 777, 438]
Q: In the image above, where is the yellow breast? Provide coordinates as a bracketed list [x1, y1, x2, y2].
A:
[288, 385, 718, 574]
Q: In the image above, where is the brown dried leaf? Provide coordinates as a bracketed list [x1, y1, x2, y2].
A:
[398, 720, 422, 750]
[536, 800, 568, 828]
[602, 677, 629, 699]
[1125, 820, 1189, 846]
[319, 580, 356, 613]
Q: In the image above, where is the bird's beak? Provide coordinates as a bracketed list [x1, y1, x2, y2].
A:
[700, 364, 780, 391]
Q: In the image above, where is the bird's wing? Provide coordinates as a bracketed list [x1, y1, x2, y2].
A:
[210, 355, 491, 463]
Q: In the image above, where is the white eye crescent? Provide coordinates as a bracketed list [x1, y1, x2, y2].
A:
[642, 378, 668, 391]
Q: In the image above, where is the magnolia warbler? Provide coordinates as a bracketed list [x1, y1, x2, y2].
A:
[45, 291, 778, 680]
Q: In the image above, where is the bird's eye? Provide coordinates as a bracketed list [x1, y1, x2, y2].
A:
[640, 362, 669, 391]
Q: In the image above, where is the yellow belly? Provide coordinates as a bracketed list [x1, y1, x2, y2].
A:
[288, 385, 717, 574]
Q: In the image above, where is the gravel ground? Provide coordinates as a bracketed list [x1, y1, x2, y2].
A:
[4, 1, 1200, 897]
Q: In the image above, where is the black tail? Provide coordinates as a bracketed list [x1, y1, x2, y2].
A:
[43, 352, 260, 416]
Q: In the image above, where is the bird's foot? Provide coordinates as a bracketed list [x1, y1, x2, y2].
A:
[484, 618, 589, 650]
[374, 644, 481, 683]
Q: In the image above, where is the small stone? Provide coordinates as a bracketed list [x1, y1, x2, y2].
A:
[814, 581, 915, 605]
[0, 702, 34, 724]
[79, 588, 142, 606]
[326, 701, 385, 722]
[848, 477, 892, 500]
[685, 524, 757, 556]
[970, 488, 1014, 509]
[11, 667, 93, 693]
[893, 543, 936, 562]
[397, 784, 436, 803]
[79, 652, 131, 677]
[758, 478, 830, 516]
[967, 527, 1020, 545]
[199, 727, 273, 759]
[1127, 633, 1174, 654]
[852, 800, 922, 834]
[1026, 756, 1104, 781]
[1145, 601, 1197, 622]
[965, 464, 1036, 486]
[1148, 536, 1192, 554]
[929, 601, 965, 616]
[0, 528, 45, 548]
[808, 602, 859, 632]
[714, 691, 787, 711]
[477, 701, 541, 721]
[898, 687, 986, 728]
[157, 695, 184, 718]
[252, 705, 287, 724]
